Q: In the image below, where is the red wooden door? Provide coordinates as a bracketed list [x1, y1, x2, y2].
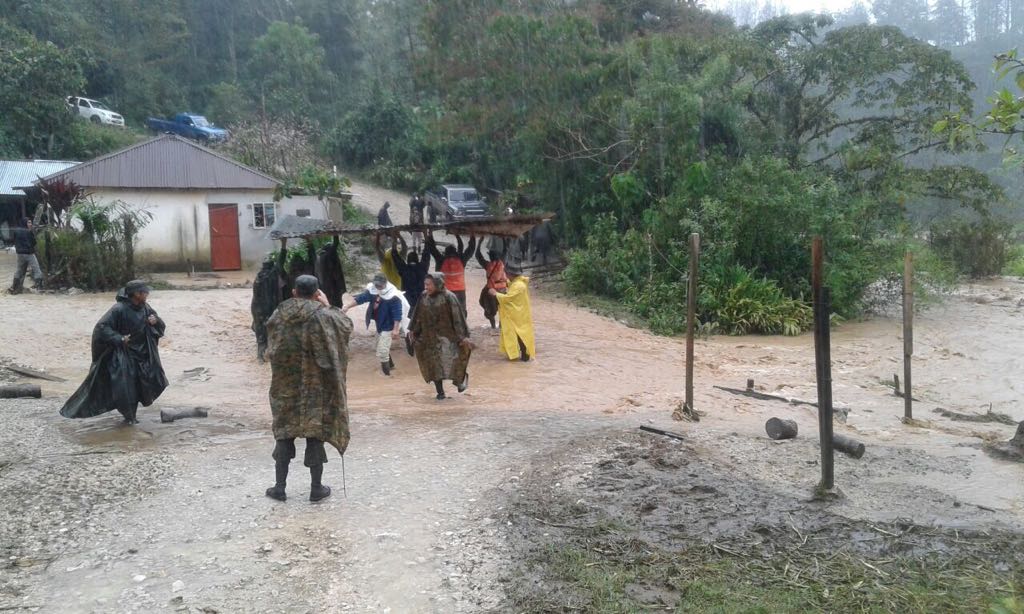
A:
[208, 204, 241, 271]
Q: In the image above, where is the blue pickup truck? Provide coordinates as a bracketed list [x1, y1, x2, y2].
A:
[145, 113, 229, 142]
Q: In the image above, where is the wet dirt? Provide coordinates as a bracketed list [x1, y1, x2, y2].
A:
[503, 431, 1024, 611]
[1, 184, 1022, 611]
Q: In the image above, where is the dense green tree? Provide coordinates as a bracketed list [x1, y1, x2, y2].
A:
[245, 21, 336, 122]
[0, 20, 85, 157]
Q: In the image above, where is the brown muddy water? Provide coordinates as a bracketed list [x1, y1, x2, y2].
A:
[1, 228, 1023, 611]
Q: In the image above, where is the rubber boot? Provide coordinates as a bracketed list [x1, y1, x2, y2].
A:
[309, 465, 331, 502]
[266, 460, 289, 501]
[434, 380, 446, 400]
[457, 373, 469, 393]
[388, 355, 395, 369]
[487, 316, 496, 329]
[257, 342, 267, 363]
[518, 337, 531, 363]
[381, 361, 391, 376]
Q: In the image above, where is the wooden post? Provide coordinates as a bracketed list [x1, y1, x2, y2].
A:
[903, 252, 913, 420]
[685, 233, 700, 413]
[812, 237, 835, 490]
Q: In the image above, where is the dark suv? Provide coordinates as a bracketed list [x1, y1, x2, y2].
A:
[425, 184, 490, 221]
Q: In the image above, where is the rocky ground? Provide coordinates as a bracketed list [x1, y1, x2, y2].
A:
[0, 181, 1022, 612]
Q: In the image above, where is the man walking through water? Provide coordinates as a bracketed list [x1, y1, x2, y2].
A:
[408, 272, 472, 400]
[265, 275, 353, 502]
[10, 218, 43, 294]
[61, 280, 168, 424]
[490, 264, 536, 362]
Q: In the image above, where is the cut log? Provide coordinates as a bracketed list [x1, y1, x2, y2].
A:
[160, 407, 209, 423]
[765, 417, 798, 440]
[833, 433, 865, 459]
[0, 384, 42, 399]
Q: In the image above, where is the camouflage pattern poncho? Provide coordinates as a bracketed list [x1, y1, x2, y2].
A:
[266, 298, 354, 455]
[409, 289, 472, 383]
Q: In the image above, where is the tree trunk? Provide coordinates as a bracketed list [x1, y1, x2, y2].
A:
[765, 417, 798, 440]
[160, 407, 209, 423]
[833, 433, 865, 459]
[0, 385, 42, 399]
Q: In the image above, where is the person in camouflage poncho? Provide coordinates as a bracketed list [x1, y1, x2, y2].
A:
[265, 275, 353, 502]
[407, 272, 472, 400]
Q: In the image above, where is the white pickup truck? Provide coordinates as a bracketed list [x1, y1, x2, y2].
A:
[66, 96, 126, 127]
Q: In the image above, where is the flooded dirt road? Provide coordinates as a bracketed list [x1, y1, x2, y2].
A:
[1, 183, 1022, 611]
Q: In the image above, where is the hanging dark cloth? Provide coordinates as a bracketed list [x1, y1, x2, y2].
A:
[251, 260, 281, 358]
[60, 288, 168, 421]
[315, 237, 347, 307]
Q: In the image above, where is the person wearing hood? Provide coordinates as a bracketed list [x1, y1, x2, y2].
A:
[490, 264, 536, 362]
[378, 201, 394, 227]
[60, 280, 169, 424]
[343, 273, 405, 375]
[265, 275, 353, 502]
[426, 231, 476, 317]
[408, 272, 472, 400]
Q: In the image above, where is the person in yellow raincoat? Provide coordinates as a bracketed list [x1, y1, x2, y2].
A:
[374, 233, 403, 290]
[489, 264, 536, 361]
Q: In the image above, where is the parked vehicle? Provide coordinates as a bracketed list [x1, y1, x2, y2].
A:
[66, 96, 126, 127]
[144, 113, 228, 142]
[425, 184, 490, 222]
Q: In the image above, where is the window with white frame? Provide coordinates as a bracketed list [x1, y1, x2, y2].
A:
[253, 203, 277, 229]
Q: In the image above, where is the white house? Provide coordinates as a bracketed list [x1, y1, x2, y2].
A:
[32, 135, 338, 271]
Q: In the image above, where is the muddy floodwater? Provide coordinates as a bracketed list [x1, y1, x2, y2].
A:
[1, 186, 1022, 611]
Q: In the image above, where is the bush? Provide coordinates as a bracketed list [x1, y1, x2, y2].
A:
[39, 199, 152, 290]
[1004, 244, 1024, 277]
[56, 121, 144, 161]
[700, 266, 813, 336]
[930, 217, 1011, 278]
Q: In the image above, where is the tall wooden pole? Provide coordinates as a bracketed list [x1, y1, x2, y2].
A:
[903, 252, 914, 420]
[812, 237, 835, 490]
[685, 233, 700, 412]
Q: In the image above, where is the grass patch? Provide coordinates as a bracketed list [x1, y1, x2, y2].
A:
[512, 531, 1022, 613]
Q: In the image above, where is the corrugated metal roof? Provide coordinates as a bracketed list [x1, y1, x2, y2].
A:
[36, 135, 281, 190]
[0, 160, 80, 196]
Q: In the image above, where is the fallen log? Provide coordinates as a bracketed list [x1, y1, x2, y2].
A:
[0, 384, 42, 399]
[1, 364, 66, 382]
[765, 417, 798, 440]
[714, 382, 849, 421]
[833, 433, 865, 459]
[160, 407, 209, 423]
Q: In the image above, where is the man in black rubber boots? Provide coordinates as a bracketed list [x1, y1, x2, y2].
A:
[265, 275, 353, 502]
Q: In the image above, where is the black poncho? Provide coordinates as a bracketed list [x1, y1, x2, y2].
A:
[60, 289, 168, 420]
[315, 238, 347, 307]
[251, 261, 281, 346]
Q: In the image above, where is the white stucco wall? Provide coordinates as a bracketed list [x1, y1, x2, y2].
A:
[88, 189, 329, 270]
